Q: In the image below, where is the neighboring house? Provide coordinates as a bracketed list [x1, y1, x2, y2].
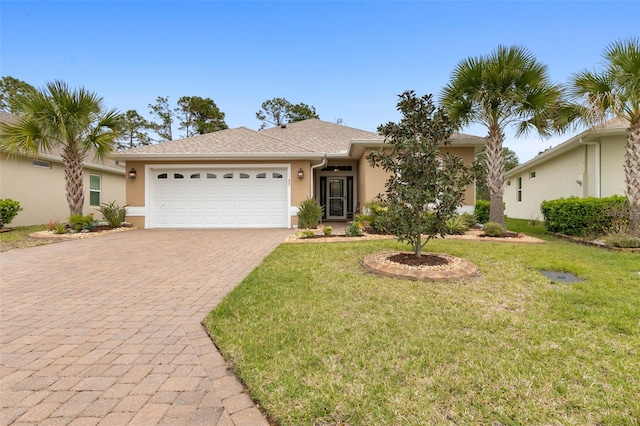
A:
[113, 119, 484, 229]
[0, 111, 126, 226]
[504, 118, 628, 220]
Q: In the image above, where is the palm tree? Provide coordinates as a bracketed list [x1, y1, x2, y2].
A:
[441, 45, 565, 227]
[0, 81, 122, 216]
[571, 38, 640, 233]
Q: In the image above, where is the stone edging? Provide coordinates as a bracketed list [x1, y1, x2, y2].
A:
[362, 251, 479, 281]
[29, 226, 137, 240]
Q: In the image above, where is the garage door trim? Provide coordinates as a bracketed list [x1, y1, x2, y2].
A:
[144, 163, 291, 229]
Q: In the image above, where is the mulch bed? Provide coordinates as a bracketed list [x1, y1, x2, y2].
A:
[388, 253, 450, 267]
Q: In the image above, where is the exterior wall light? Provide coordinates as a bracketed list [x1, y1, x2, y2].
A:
[128, 168, 137, 179]
[297, 168, 304, 179]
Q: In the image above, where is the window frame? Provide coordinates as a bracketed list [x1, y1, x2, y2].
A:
[89, 174, 101, 207]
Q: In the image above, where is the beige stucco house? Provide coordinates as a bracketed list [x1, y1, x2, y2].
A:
[504, 118, 628, 220]
[0, 111, 126, 226]
[113, 119, 484, 229]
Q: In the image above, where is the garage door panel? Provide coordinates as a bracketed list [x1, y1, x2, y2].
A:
[153, 168, 288, 228]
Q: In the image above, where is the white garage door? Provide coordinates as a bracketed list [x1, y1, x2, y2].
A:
[152, 168, 288, 228]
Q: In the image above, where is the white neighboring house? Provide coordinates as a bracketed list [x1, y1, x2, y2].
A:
[0, 111, 126, 227]
[504, 119, 628, 220]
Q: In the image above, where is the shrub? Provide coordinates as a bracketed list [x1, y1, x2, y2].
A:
[0, 199, 22, 227]
[98, 201, 128, 227]
[483, 222, 505, 237]
[302, 229, 315, 238]
[46, 219, 60, 231]
[297, 198, 323, 229]
[474, 200, 490, 224]
[345, 221, 364, 237]
[459, 212, 477, 228]
[445, 215, 468, 235]
[323, 226, 332, 236]
[540, 196, 629, 236]
[69, 213, 96, 231]
[362, 200, 391, 234]
[604, 232, 640, 248]
[53, 224, 67, 234]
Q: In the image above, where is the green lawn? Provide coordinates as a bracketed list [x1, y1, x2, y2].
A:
[0, 224, 57, 252]
[204, 221, 640, 425]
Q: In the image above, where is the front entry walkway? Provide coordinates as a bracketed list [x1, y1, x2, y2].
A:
[0, 229, 290, 425]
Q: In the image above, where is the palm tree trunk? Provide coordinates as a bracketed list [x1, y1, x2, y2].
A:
[486, 124, 506, 227]
[62, 148, 86, 216]
[625, 121, 640, 234]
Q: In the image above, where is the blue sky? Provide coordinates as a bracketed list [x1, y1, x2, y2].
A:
[1, 1, 638, 162]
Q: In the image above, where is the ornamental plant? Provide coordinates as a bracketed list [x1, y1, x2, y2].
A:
[367, 91, 480, 257]
[0, 198, 22, 227]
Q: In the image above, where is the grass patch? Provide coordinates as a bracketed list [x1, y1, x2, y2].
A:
[0, 225, 57, 252]
[204, 227, 640, 425]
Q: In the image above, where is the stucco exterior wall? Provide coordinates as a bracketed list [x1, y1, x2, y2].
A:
[0, 157, 125, 226]
[357, 148, 390, 210]
[599, 135, 626, 197]
[504, 148, 587, 220]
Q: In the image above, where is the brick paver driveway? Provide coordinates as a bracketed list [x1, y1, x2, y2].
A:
[1, 229, 290, 425]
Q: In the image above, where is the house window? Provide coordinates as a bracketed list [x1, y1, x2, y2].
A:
[89, 174, 101, 206]
[174, 173, 184, 179]
[32, 160, 51, 169]
[517, 177, 522, 202]
[240, 173, 249, 179]
[529, 171, 536, 179]
[256, 173, 266, 179]
[158, 173, 167, 179]
[190, 173, 201, 179]
[207, 173, 217, 179]
[272, 173, 283, 179]
[224, 173, 233, 179]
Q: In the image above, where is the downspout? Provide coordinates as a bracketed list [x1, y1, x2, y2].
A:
[310, 155, 327, 198]
[580, 138, 601, 198]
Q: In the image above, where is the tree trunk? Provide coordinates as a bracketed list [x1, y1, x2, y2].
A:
[63, 148, 86, 216]
[414, 232, 422, 258]
[625, 121, 640, 234]
[486, 124, 505, 227]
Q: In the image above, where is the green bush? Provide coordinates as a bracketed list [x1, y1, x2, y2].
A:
[459, 212, 477, 228]
[604, 232, 640, 248]
[98, 200, 128, 227]
[540, 196, 629, 236]
[345, 221, 364, 237]
[483, 222, 505, 237]
[323, 226, 332, 236]
[362, 200, 391, 234]
[69, 213, 96, 231]
[297, 198, 324, 229]
[53, 224, 67, 234]
[474, 200, 490, 224]
[0, 199, 22, 227]
[445, 215, 468, 235]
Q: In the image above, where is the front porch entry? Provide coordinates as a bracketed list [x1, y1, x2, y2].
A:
[317, 165, 356, 221]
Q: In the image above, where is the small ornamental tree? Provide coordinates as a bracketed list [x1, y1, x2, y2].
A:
[368, 91, 479, 258]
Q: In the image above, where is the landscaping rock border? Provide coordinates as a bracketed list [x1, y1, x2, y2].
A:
[362, 251, 479, 281]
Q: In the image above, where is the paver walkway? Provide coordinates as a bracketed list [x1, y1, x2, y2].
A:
[0, 229, 290, 426]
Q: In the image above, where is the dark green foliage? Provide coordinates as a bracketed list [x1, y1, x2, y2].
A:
[98, 201, 128, 227]
[604, 232, 640, 248]
[116, 110, 152, 150]
[256, 97, 319, 129]
[368, 91, 478, 257]
[0, 198, 22, 227]
[297, 198, 323, 229]
[176, 96, 228, 136]
[474, 200, 491, 224]
[148, 96, 173, 141]
[459, 212, 477, 228]
[483, 222, 505, 237]
[0, 76, 36, 114]
[540, 196, 629, 236]
[68, 213, 96, 231]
